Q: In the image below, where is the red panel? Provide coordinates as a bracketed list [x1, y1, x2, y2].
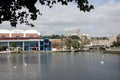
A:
[0, 34, 9, 37]
[12, 34, 24, 37]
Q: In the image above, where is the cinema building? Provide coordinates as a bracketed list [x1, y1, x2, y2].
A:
[0, 29, 51, 51]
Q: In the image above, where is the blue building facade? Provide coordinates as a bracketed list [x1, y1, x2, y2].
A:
[40, 36, 51, 51]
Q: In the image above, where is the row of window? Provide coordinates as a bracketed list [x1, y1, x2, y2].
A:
[0, 36, 40, 38]
[0, 40, 51, 51]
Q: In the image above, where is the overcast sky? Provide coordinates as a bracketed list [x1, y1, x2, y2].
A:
[0, 0, 120, 37]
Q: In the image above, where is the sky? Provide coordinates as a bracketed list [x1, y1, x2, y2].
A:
[0, 0, 120, 37]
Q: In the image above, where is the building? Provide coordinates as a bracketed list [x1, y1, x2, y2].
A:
[117, 34, 120, 42]
[50, 39, 63, 51]
[90, 36, 116, 47]
[40, 36, 51, 51]
[0, 29, 51, 51]
[0, 29, 40, 37]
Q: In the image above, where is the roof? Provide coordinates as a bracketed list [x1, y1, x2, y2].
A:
[11, 29, 24, 33]
[25, 30, 38, 33]
[0, 29, 11, 33]
[51, 39, 62, 43]
[0, 29, 40, 35]
[24, 30, 40, 35]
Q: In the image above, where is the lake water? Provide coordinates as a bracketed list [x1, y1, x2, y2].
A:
[0, 52, 120, 80]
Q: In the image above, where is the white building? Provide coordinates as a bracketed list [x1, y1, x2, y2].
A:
[0, 29, 40, 37]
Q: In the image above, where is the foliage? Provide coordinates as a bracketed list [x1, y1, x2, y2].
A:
[70, 35, 80, 39]
[0, 46, 3, 51]
[11, 42, 17, 47]
[65, 37, 80, 49]
[65, 38, 72, 49]
[0, 0, 94, 27]
[49, 34, 65, 39]
[71, 39, 79, 49]
[112, 41, 120, 47]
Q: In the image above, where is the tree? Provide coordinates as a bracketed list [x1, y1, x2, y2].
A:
[0, 46, 3, 51]
[112, 41, 120, 47]
[65, 38, 72, 49]
[71, 39, 80, 49]
[71, 35, 80, 39]
[0, 0, 94, 27]
[48, 34, 65, 39]
[11, 42, 17, 47]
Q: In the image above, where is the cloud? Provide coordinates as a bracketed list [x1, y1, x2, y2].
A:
[0, 0, 120, 36]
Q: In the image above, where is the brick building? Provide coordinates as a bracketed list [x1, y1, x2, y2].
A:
[51, 39, 63, 51]
[117, 34, 120, 42]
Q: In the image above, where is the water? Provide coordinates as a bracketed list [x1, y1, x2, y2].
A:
[0, 52, 120, 80]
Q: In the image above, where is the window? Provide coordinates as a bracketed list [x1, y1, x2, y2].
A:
[44, 39, 49, 43]
[1, 36, 5, 39]
[2, 36, 5, 38]
[16, 36, 19, 39]
[30, 36, 33, 38]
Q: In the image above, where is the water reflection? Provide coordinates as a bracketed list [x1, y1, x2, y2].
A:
[0, 52, 120, 80]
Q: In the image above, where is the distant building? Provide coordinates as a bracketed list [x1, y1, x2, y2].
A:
[117, 34, 120, 42]
[41, 36, 51, 51]
[50, 39, 63, 51]
[77, 28, 82, 39]
[90, 36, 116, 47]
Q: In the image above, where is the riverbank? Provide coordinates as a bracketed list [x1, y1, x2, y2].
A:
[0, 48, 119, 54]
[105, 48, 120, 54]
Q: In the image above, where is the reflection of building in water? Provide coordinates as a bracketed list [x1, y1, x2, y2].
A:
[40, 53, 51, 64]
[0, 53, 42, 79]
[0, 29, 51, 51]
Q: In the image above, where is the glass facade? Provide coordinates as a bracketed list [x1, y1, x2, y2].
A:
[0, 42, 8, 46]
[24, 41, 38, 51]
[0, 37, 51, 51]
[0, 42, 8, 50]
[9, 42, 23, 47]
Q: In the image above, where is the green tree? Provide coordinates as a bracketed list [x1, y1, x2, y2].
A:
[0, 0, 94, 27]
[112, 41, 120, 47]
[0, 46, 3, 51]
[71, 40, 79, 49]
[65, 38, 72, 49]
[71, 35, 80, 39]
[49, 34, 65, 39]
[11, 42, 17, 47]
